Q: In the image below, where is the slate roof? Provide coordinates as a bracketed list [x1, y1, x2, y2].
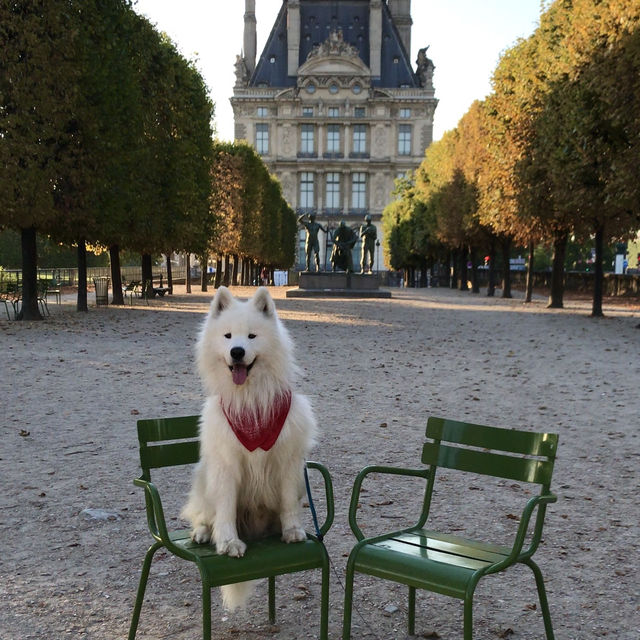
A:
[250, 0, 418, 88]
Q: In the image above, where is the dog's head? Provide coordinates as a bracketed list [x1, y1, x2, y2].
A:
[197, 287, 294, 395]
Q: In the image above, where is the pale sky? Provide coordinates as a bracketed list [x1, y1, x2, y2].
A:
[133, 0, 542, 142]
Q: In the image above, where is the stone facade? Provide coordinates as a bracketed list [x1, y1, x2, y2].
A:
[231, 0, 437, 271]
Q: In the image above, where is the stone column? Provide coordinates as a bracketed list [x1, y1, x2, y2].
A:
[316, 170, 324, 212]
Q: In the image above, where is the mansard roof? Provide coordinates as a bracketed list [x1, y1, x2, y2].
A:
[250, 0, 418, 88]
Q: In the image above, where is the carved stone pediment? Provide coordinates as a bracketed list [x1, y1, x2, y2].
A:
[298, 29, 370, 80]
[308, 29, 359, 59]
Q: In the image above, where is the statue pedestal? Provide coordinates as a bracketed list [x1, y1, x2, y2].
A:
[286, 272, 391, 298]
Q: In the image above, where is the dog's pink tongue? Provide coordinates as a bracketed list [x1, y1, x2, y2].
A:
[232, 364, 248, 385]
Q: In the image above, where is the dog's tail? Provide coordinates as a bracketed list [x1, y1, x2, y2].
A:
[220, 581, 257, 611]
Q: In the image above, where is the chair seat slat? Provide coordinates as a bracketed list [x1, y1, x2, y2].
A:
[391, 530, 510, 564]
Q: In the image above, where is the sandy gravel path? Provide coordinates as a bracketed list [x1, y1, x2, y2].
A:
[1, 285, 638, 639]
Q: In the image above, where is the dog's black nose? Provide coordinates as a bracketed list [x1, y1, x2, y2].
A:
[230, 346, 245, 362]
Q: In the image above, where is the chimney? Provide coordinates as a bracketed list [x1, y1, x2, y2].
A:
[287, 0, 301, 77]
[243, 0, 257, 75]
[388, 0, 412, 57]
[369, 0, 382, 78]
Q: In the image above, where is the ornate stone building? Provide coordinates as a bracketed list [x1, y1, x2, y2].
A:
[231, 0, 437, 271]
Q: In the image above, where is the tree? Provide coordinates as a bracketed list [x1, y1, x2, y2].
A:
[0, 1, 83, 319]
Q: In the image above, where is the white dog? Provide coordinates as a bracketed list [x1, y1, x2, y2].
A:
[182, 286, 316, 609]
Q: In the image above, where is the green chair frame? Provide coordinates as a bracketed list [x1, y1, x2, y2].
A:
[129, 415, 334, 640]
[342, 416, 559, 640]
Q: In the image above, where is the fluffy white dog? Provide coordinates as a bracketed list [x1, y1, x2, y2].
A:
[182, 286, 316, 609]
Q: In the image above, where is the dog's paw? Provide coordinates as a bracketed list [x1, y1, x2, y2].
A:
[191, 525, 212, 544]
[217, 538, 247, 557]
[282, 526, 307, 544]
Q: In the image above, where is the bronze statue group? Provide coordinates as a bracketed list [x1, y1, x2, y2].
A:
[297, 213, 377, 274]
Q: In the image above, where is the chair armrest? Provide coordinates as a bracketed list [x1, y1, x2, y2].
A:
[134, 476, 172, 544]
[348, 465, 429, 541]
[497, 492, 558, 569]
[305, 461, 335, 537]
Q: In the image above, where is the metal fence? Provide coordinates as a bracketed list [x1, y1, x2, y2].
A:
[0, 266, 188, 287]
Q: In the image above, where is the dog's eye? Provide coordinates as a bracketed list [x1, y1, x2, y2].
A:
[248, 333, 256, 339]
[224, 333, 232, 339]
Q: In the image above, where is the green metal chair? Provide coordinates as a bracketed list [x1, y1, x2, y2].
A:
[342, 416, 559, 640]
[129, 415, 334, 640]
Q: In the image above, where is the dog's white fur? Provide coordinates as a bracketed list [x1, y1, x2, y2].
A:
[182, 286, 316, 610]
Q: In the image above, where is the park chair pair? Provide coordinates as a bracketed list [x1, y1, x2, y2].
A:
[130, 415, 558, 639]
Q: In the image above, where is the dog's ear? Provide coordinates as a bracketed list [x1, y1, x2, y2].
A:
[210, 286, 234, 317]
[252, 287, 276, 317]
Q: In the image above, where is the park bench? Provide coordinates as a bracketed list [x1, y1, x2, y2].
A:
[342, 416, 559, 640]
[128, 415, 334, 640]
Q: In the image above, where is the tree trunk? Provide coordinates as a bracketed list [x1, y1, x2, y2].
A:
[524, 241, 535, 303]
[185, 253, 192, 293]
[591, 225, 604, 318]
[450, 250, 458, 289]
[232, 254, 239, 286]
[547, 231, 568, 308]
[459, 248, 468, 291]
[487, 239, 496, 297]
[110, 244, 124, 305]
[200, 252, 209, 292]
[214, 255, 222, 288]
[501, 237, 512, 299]
[141, 253, 154, 298]
[470, 246, 479, 293]
[223, 255, 231, 286]
[77, 240, 88, 312]
[18, 227, 42, 320]
[166, 254, 173, 294]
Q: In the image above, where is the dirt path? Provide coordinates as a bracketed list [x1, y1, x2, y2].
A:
[1, 285, 638, 639]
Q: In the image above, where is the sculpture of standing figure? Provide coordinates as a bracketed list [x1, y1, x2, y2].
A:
[330, 221, 357, 273]
[359, 214, 377, 274]
[298, 213, 327, 272]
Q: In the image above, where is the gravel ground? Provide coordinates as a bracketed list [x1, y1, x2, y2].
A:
[1, 284, 638, 640]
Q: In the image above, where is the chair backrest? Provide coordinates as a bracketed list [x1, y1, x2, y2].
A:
[423, 416, 558, 489]
[137, 415, 200, 480]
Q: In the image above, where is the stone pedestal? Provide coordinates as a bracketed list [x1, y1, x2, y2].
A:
[286, 271, 391, 298]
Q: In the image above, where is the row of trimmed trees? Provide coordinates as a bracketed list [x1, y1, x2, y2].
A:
[0, 1, 296, 319]
[205, 142, 296, 291]
[383, 0, 640, 316]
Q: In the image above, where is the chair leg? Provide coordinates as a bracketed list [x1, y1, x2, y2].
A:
[342, 552, 357, 640]
[202, 580, 212, 640]
[319, 546, 330, 640]
[128, 541, 162, 640]
[463, 596, 473, 640]
[408, 586, 416, 635]
[524, 558, 555, 640]
[268, 576, 276, 624]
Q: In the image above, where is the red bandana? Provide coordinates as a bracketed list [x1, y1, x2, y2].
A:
[221, 390, 292, 452]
